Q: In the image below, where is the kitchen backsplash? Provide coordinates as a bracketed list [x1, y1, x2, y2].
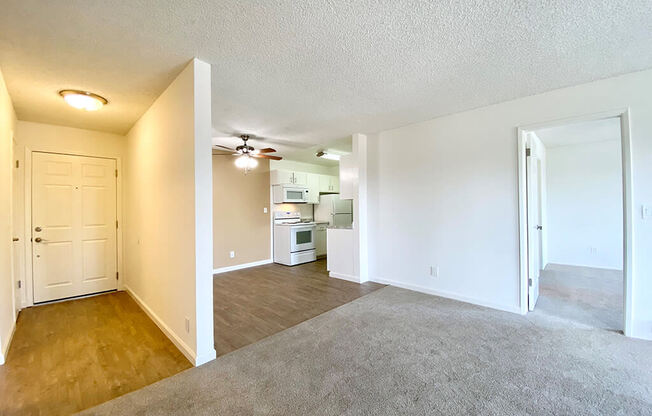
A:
[273, 203, 314, 220]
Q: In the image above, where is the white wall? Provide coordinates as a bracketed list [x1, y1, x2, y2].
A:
[124, 59, 215, 365]
[0, 67, 17, 365]
[270, 159, 338, 176]
[546, 140, 623, 269]
[367, 69, 652, 340]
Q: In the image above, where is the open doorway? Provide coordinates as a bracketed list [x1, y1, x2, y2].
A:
[518, 111, 633, 334]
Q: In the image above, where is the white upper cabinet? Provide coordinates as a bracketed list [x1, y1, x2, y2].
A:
[293, 171, 308, 186]
[271, 169, 340, 201]
[319, 174, 339, 193]
[270, 170, 294, 185]
[306, 173, 320, 203]
[271, 170, 308, 186]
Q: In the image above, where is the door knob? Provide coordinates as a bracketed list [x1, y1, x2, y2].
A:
[13, 237, 19, 242]
[35, 226, 42, 232]
[35, 237, 43, 243]
[536, 225, 543, 230]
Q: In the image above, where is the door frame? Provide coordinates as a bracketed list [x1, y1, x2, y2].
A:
[517, 108, 633, 336]
[22, 148, 124, 307]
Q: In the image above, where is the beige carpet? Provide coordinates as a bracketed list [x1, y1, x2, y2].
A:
[80, 286, 652, 415]
[535, 263, 623, 330]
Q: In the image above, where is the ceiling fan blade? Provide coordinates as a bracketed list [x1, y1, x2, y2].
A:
[254, 154, 282, 160]
[214, 145, 236, 151]
[257, 148, 276, 153]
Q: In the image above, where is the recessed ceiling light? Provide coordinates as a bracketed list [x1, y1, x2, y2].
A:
[58, 89, 108, 111]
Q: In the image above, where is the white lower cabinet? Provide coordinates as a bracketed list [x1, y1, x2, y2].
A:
[315, 224, 327, 257]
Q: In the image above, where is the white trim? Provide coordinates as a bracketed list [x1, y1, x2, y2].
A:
[371, 277, 522, 315]
[124, 286, 199, 365]
[517, 108, 634, 336]
[23, 149, 124, 307]
[194, 350, 217, 366]
[23, 146, 32, 308]
[0, 317, 17, 365]
[213, 259, 272, 275]
[329, 271, 361, 283]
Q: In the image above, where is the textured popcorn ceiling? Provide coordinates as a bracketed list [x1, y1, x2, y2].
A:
[1, 1, 651, 144]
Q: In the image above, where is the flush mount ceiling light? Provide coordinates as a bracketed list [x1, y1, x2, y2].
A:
[316, 151, 341, 161]
[58, 89, 108, 111]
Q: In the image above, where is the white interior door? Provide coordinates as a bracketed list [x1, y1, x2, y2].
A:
[32, 152, 117, 303]
[527, 154, 541, 311]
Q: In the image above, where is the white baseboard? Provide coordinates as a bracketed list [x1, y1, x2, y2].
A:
[630, 320, 652, 341]
[0, 316, 17, 365]
[194, 350, 217, 366]
[124, 285, 205, 366]
[371, 277, 522, 315]
[329, 272, 361, 283]
[213, 259, 272, 275]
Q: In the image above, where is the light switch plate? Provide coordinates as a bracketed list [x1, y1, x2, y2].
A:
[642, 205, 652, 220]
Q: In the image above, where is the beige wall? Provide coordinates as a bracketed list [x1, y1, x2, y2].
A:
[124, 59, 215, 365]
[11, 121, 127, 307]
[0, 67, 17, 364]
[213, 156, 271, 269]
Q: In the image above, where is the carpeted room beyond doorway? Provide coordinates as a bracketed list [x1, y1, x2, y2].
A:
[81, 286, 652, 415]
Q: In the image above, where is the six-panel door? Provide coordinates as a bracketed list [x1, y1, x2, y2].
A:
[32, 152, 117, 303]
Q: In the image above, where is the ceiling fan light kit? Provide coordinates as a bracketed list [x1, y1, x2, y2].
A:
[213, 134, 282, 174]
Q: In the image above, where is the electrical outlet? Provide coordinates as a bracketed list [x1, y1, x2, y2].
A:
[589, 247, 597, 255]
[229, 251, 235, 258]
[263, 207, 268, 214]
[185, 317, 190, 333]
[430, 265, 439, 278]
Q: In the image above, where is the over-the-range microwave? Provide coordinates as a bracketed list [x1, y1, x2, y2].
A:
[272, 184, 310, 204]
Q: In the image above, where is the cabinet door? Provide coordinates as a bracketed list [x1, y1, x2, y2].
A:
[271, 170, 294, 185]
[330, 175, 340, 192]
[319, 174, 331, 192]
[315, 229, 327, 256]
[292, 171, 308, 186]
[307, 173, 320, 203]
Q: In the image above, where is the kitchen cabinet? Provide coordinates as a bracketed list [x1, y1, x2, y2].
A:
[319, 174, 340, 193]
[271, 170, 308, 186]
[306, 173, 320, 203]
[315, 223, 327, 257]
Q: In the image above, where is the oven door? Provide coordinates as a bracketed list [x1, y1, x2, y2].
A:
[291, 225, 315, 252]
[284, 187, 308, 203]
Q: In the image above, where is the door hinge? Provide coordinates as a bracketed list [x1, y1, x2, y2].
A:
[528, 278, 533, 286]
[15, 160, 19, 168]
[116, 272, 119, 280]
[17, 280, 21, 289]
[116, 220, 119, 229]
[115, 169, 118, 177]
[526, 148, 531, 157]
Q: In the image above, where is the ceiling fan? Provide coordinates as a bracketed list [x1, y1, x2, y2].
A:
[213, 134, 282, 172]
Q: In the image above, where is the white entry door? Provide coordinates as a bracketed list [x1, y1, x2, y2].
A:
[526, 154, 541, 311]
[32, 152, 117, 303]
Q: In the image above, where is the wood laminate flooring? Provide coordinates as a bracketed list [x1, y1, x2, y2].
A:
[214, 259, 385, 356]
[0, 292, 192, 416]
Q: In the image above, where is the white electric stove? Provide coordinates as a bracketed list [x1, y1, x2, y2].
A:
[273, 212, 317, 266]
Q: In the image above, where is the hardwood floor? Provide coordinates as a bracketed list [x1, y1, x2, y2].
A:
[0, 259, 383, 414]
[0, 292, 192, 416]
[213, 258, 385, 356]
